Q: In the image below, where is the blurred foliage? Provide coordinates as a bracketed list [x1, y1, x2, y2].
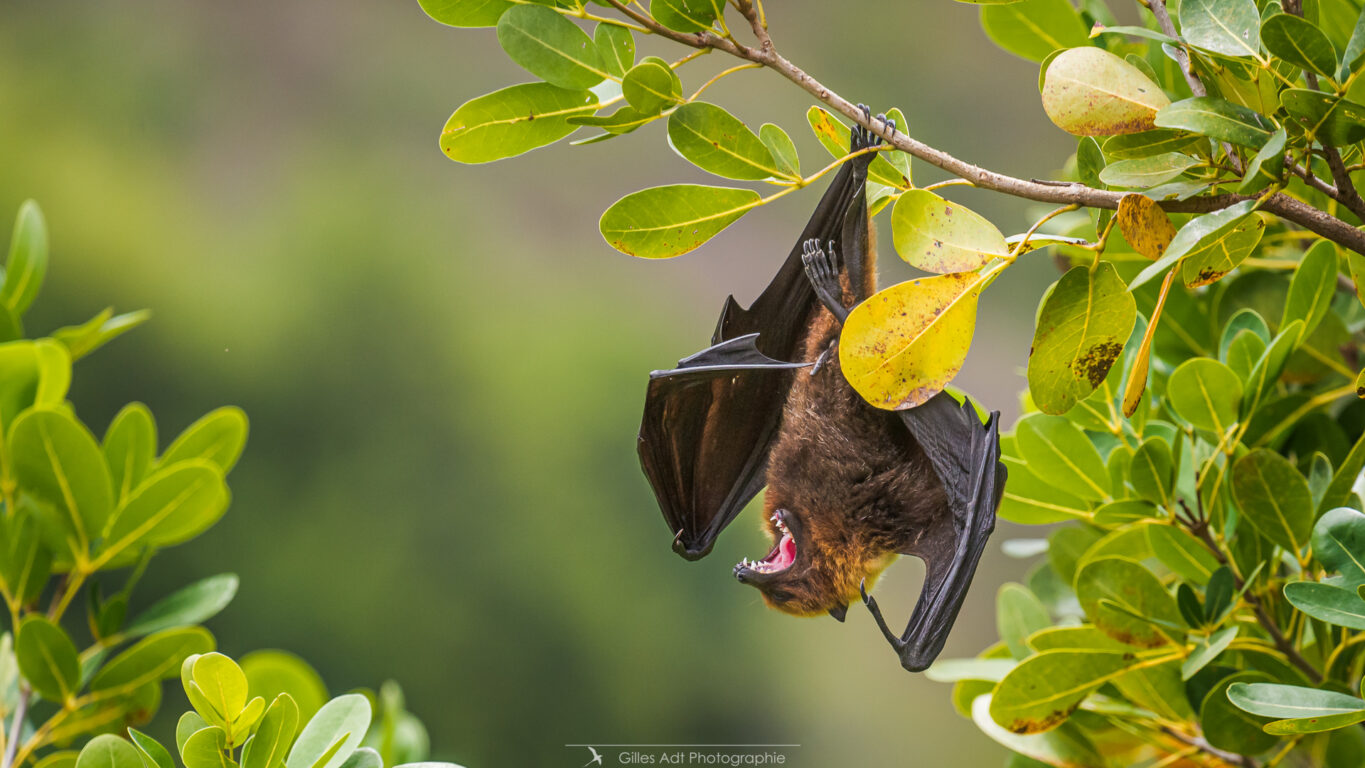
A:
[0, 201, 450, 768]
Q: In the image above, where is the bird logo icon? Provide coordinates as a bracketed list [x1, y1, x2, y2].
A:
[582, 746, 603, 767]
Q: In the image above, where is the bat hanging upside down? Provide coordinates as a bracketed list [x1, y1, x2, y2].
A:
[637, 108, 1006, 672]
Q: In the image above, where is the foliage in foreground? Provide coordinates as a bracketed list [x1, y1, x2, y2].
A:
[420, 0, 1365, 764]
[0, 201, 462, 768]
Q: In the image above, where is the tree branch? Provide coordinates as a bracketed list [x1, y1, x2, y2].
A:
[603, 0, 1365, 256]
[1178, 501, 1323, 682]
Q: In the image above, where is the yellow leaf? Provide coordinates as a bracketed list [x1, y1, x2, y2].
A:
[1116, 194, 1177, 261]
[839, 272, 983, 410]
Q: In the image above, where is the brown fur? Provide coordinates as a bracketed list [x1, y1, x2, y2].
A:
[754, 224, 948, 616]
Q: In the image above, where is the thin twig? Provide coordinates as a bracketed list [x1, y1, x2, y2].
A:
[1159, 725, 1256, 768]
[1144, 0, 1207, 98]
[1, 688, 28, 768]
[1178, 502, 1323, 681]
[601, 0, 1365, 255]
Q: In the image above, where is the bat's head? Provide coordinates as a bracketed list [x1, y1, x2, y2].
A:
[732, 508, 894, 619]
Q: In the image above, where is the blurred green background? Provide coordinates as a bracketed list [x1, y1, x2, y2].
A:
[1, 1, 1080, 764]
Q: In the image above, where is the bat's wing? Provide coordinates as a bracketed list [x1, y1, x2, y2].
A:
[638, 154, 873, 561]
[862, 391, 1006, 671]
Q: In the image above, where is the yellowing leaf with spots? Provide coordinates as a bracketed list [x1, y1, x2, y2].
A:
[839, 272, 983, 410]
[1115, 194, 1177, 260]
[1041, 47, 1170, 136]
[1027, 263, 1136, 415]
[891, 190, 1008, 273]
[599, 184, 760, 258]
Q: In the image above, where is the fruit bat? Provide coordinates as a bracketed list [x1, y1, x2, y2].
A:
[636, 109, 1006, 672]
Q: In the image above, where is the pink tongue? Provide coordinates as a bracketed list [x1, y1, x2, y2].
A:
[772, 533, 796, 569]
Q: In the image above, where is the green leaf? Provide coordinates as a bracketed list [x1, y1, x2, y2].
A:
[160, 407, 248, 474]
[51, 308, 150, 362]
[102, 461, 229, 559]
[243, 694, 301, 768]
[440, 82, 597, 164]
[649, 0, 719, 33]
[1177, 582, 1205, 626]
[1129, 437, 1174, 506]
[1339, 5, 1365, 80]
[1281, 89, 1365, 146]
[90, 627, 215, 697]
[1261, 13, 1337, 77]
[1129, 200, 1258, 290]
[1242, 320, 1302, 418]
[1015, 414, 1110, 501]
[989, 648, 1137, 732]
[1097, 153, 1198, 187]
[621, 59, 681, 115]
[997, 458, 1091, 523]
[599, 184, 759, 259]
[838, 272, 984, 410]
[1205, 566, 1236, 624]
[1202, 672, 1279, 754]
[128, 730, 175, 768]
[178, 713, 209, 755]
[1149, 525, 1220, 583]
[1094, 500, 1158, 526]
[1282, 239, 1338, 340]
[1323, 434, 1365, 516]
[1229, 682, 1365, 719]
[971, 696, 1104, 765]
[76, 735, 145, 768]
[1239, 128, 1288, 194]
[1266, 710, 1365, 734]
[10, 408, 114, 555]
[565, 106, 654, 135]
[16, 616, 80, 702]
[1154, 97, 1274, 148]
[0, 508, 51, 606]
[592, 23, 633, 79]
[1103, 130, 1205, 160]
[1284, 581, 1365, 629]
[997, 583, 1052, 659]
[1075, 557, 1182, 646]
[924, 657, 1017, 683]
[2, 201, 47, 317]
[1182, 626, 1238, 680]
[495, 5, 605, 90]
[1182, 0, 1262, 57]
[1027, 263, 1136, 415]
[287, 694, 372, 768]
[758, 124, 799, 178]
[180, 727, 230, 768]
[980, 0, 1089, 62]
[1040, 47, 1171, 135]
[1313, 508, 1365, 585]
[666, 103, 783, 181]
[1165, 358, 1243, 434]
[1232, 449, 1314, 552]
[417, 0, 513, 28]
[104, 402, 157, 503]
[124, 574, 238, 639]
[1047, 526, 1104, 586]
[186, 652, 250, 725]
[890, 190, 1007, 274]
[1180, 212, 1266, 288]
[242, 651, 329, 731]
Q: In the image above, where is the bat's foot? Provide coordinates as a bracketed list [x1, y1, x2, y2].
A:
[860, 579, 935, 672]
[851, 104, 892, 152]
[802, 238, 848, 323]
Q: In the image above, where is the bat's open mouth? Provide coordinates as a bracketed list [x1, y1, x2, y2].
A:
[733, 510, 799, 582]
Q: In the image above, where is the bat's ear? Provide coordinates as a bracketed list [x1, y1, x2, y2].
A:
[827, 603, 848, 622]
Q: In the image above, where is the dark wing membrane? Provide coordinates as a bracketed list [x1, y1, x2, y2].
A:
[638, 336, 806, 560]
[638, 159, 869, 561]
[892, 391, 1006, 670]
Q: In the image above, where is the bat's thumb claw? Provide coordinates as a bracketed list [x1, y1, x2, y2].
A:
[859, 578, 872, 604]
